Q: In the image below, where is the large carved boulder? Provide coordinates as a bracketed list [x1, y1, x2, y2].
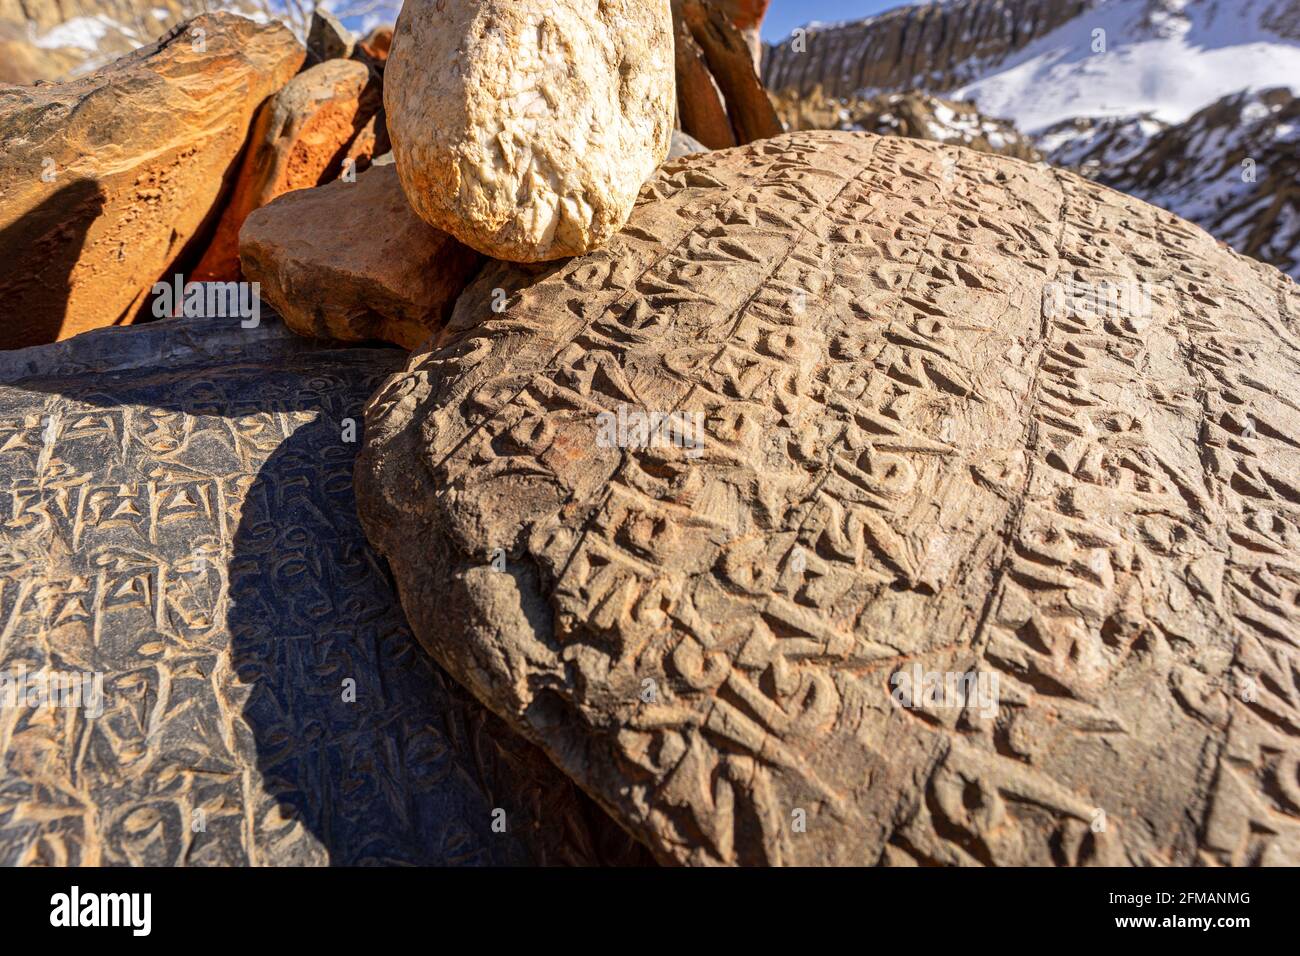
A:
[384, 0, 674, 262]
[0, 14, 304, 349]
[240, 165, 482, 349]
[0, 315, 647, 866]
[193, 59, 381, 283]
[356, 131, 1300, 866]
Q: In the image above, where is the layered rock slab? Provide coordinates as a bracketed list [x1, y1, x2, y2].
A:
[0, 315, 648, 866]
[0, 13, 304, 348]
[239, 164, 482, 349]
[357, 131, 1300, 866]
[385, 0, 674, 262]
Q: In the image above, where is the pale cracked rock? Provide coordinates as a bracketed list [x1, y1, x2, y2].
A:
[240, 164, 482, 349]
[385, 0, 674, 262]
[357, 131, 1300, 866]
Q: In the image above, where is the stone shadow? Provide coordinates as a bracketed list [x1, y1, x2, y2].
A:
[0, 322, 650, 865]
[0, 178, 106, 349]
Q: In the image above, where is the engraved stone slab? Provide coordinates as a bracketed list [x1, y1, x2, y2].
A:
[0, 316, 646, 866]
[357, 131, 1300, 866]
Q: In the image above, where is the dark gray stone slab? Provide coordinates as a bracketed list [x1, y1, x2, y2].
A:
[0, 315, 648, 866]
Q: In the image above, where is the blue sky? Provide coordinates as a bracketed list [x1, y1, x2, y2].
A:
[761, 1, 911, 42]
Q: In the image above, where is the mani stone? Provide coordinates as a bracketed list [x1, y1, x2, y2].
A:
[384, 0, 674, 262]
[356, 130, 1300, 866]
[0, 13, 304, 348]
[0, 314, 648, 867]
[240, 164, 482, 349]
[359, 25, 394, 67]
[193, 58, 381, 283]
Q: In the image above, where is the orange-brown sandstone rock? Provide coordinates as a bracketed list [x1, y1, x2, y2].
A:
[360, 25, 394, 65]
[715, 0, 771, 68]
[0, 13, 303, 348]
[674, 13, 736, 150]
[674, 0, 780, 146]
[357, 131, 1300, 866]
[193, 58, 380, 283]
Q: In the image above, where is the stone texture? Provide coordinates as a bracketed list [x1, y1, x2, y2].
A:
[193, 59, 380, 283]
[240, 164, 482, 349]
[357, 130, 1300, 866]
[0, 313, 649, 867]
[0, 13, 303, 348]
[385, 0, 674, 262]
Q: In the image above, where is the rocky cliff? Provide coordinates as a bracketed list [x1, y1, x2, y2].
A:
[761, 0, 1094, 98]
[0, 0, 263, 82]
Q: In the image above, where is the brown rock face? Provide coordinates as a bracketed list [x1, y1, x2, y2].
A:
[193, 59, 380, 283]
[675, 0, 781, 147]
[306, 6, 354, 64]
[673, 13, 736, 151]
[240, 164, 481, 349]
[0, 13, 303, 349]
[385, 0, 674, 262]
[360, 25, 394, 64]
[357, 131, 1300, 866]
[762, 0, 1089, 98]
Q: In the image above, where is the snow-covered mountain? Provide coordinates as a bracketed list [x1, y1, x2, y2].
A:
[950, 0, 1300, 132]
[0, 1, 399, 83]
[765, 0, 1300, 279]
[0, 1, 267, 81]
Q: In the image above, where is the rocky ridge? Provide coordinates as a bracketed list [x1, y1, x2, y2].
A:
[772, 87, 1041, 161]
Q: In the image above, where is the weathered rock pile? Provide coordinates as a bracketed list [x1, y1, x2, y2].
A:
[3, 2, 1299, 870]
